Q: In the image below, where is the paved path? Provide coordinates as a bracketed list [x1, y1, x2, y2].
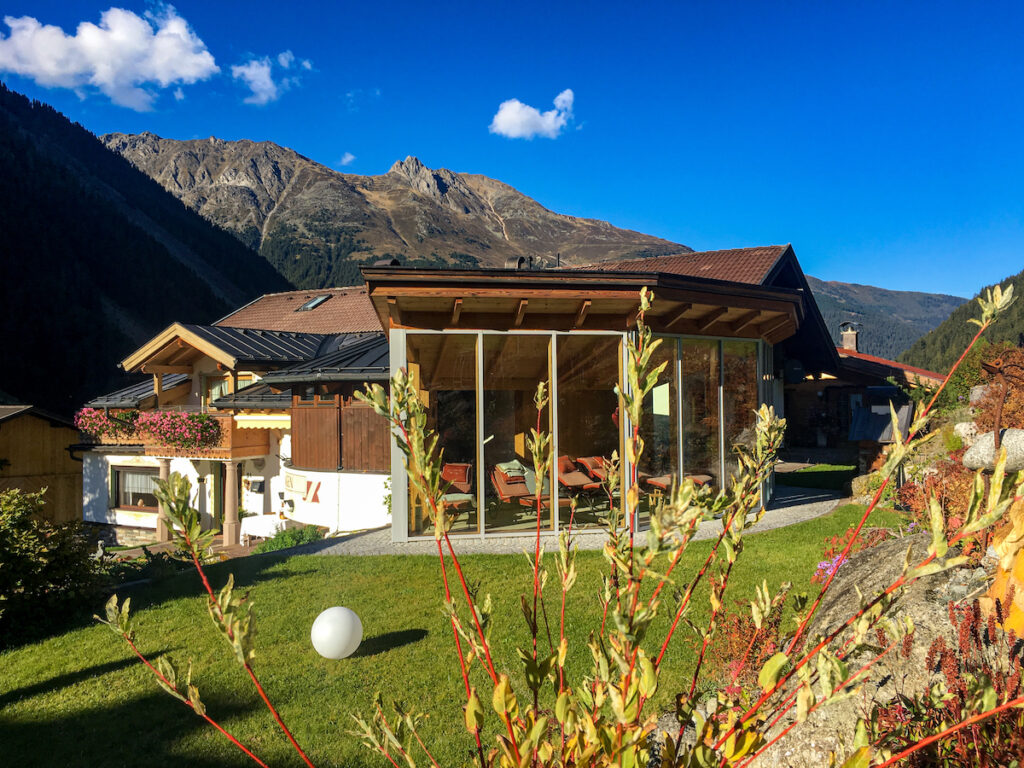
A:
[280, 486, 844, 558]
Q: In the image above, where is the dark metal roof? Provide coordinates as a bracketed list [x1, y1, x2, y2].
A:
[86, 374, 189, 408]
[210, 382, 291, 410]
[181, 324, 331, 364]
[0, 404, 75, 428]
[259, 333, 390, 385]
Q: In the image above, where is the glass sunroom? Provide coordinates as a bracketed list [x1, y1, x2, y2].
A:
[364, 265, 809, 542]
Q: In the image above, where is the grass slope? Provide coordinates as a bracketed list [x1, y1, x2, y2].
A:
[0, 504, 899, 767]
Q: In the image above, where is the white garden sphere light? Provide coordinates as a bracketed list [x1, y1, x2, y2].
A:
[311, 606, 363, 659]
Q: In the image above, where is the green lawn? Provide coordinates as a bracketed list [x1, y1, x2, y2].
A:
[0, 504, 900, 767]
[775, 463, 859, 492]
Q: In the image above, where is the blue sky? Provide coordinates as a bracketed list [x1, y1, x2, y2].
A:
[1, 1, 1022, 298]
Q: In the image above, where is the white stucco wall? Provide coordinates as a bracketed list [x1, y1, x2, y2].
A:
[281, 466, 391, 533]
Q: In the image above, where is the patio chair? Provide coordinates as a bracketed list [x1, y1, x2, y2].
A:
[441, 462, 474, 510]
[557, 455, 601, 494]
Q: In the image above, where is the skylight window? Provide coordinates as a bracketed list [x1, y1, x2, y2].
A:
[296, 295, 331, 312]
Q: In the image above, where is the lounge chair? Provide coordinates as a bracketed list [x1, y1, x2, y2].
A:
[441, 462, 474, 509]
[557, 455, 600, 493]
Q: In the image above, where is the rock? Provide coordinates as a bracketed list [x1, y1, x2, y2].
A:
[752, 533, 963, 767]
[963, 429, 1024, 471]
[953, 421, 979, 447]
[850, 474, 872, 499]
[970, 384, 990, 405]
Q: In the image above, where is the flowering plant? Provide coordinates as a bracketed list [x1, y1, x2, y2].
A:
[74, 408, 140, 441]
[136, 411, 221, 452]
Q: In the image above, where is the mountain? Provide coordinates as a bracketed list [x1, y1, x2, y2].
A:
[0, 83, 291, 414]
[100, 133, 690, 287]
[806, 277, 967, 361]
[99, 132, 965, 361]
[899, 269, 1024, 375]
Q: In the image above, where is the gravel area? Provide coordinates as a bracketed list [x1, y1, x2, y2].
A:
[277, 486, 844, 558]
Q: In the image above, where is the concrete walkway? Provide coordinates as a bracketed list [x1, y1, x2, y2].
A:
[281, 486, 844, 558]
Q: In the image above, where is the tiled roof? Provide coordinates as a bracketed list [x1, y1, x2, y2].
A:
[180, 324, 330, 364]
[0, 405, 76, 428]
[215, 287, 382, 334]
[260, 333, 390, 385]
[580, 246, 789, 285]
[837, 348, 945, 384]
[87, 374, 190, 408]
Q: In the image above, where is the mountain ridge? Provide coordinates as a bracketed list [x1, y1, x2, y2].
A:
[100, 131, 691, 287]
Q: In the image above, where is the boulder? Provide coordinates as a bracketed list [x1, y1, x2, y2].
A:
[962, 429, 1024, 471]
[970, 384, 990, 405]
[752, 533, 971, 767]
[953, 421, 979, 447]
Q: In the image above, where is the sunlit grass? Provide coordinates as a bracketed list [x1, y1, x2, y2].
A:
[0, 503, 898, 767]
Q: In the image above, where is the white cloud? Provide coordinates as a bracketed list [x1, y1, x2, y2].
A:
[232, 57, 277, 104]
[233, 50, 310, 105]
[489, 88, 574, 139]
[338, 152, 356, 166]
[0, 5, 218, 110]
[173, 86, 184, 101]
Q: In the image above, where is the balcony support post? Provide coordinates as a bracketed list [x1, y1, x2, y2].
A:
[222, 460, 240, 547]
[156, 458, 171, 542]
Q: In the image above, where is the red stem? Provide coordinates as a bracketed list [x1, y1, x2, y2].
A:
[875, 694, 1024, 767]
[182, 536, 315, 768]
[123, 635, 270, 768]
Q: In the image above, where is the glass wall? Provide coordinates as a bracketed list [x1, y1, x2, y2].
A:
[556, 335, 622, 528]
[722, 341, 759, 483]
[482, 335, 553, 533]
[638, 338, 679, 522]
[681, 339, 721, 487]
[398, 330, 762, 537]
[406, 333, 478, 536]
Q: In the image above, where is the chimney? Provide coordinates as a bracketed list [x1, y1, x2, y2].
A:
[840, 322, 860, 352]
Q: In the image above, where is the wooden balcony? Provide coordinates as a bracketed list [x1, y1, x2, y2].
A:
[85, 411, 269, 460]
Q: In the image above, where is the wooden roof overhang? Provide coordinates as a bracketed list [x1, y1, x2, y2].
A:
[362, 267, 806, 345]
[121, 322, 240, 374]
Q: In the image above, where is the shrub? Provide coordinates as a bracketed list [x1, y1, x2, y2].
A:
[253, 524, 325, 553]
[0, 488, 103, 641]
[936, 339, 1014, 412]
[871, 594, 1024, 765]
[897, 457, 986, 559]
[973, 345, 1024, 433]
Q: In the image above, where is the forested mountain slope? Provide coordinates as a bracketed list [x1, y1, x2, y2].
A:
[900, 270, 1024, 374]
[806, 277, 966, 361]
[0, 83, 291, 414]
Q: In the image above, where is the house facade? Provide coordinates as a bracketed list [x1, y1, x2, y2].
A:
[79, 288, 392, 546]
[80, 245, 847, 545]
[362, 245, 838, 541]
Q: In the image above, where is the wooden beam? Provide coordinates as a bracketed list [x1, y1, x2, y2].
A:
[141, 364, 192, 374]
[573, 299, 591, 328]
[729, 310, 762, 335]
[695, 306, 728, 332]
[663, 302, 693, 328]
[450, 298, 463, 325]
[514, 299, 529, 327]
[153, 374, 162, 408]
[757, 315, 791, 338]
[387, 298, 402, 327]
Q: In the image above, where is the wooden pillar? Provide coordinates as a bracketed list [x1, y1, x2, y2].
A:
[156, 458, 171, 542]
[222, 460, 240, 546]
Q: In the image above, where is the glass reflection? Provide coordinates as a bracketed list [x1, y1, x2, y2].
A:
[482, 334, 552, 533]
[682, 339, 721, 487]
[406, 333, 478, 536]
[722, 341, 759, 482]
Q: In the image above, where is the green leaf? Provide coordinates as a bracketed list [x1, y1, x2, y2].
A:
[464, 687, 485, 732]
[840, 746, 871, 768]
[758, 652, 789, 692]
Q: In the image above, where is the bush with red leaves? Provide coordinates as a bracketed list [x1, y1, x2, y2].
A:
[871, 591, 1024, 766]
